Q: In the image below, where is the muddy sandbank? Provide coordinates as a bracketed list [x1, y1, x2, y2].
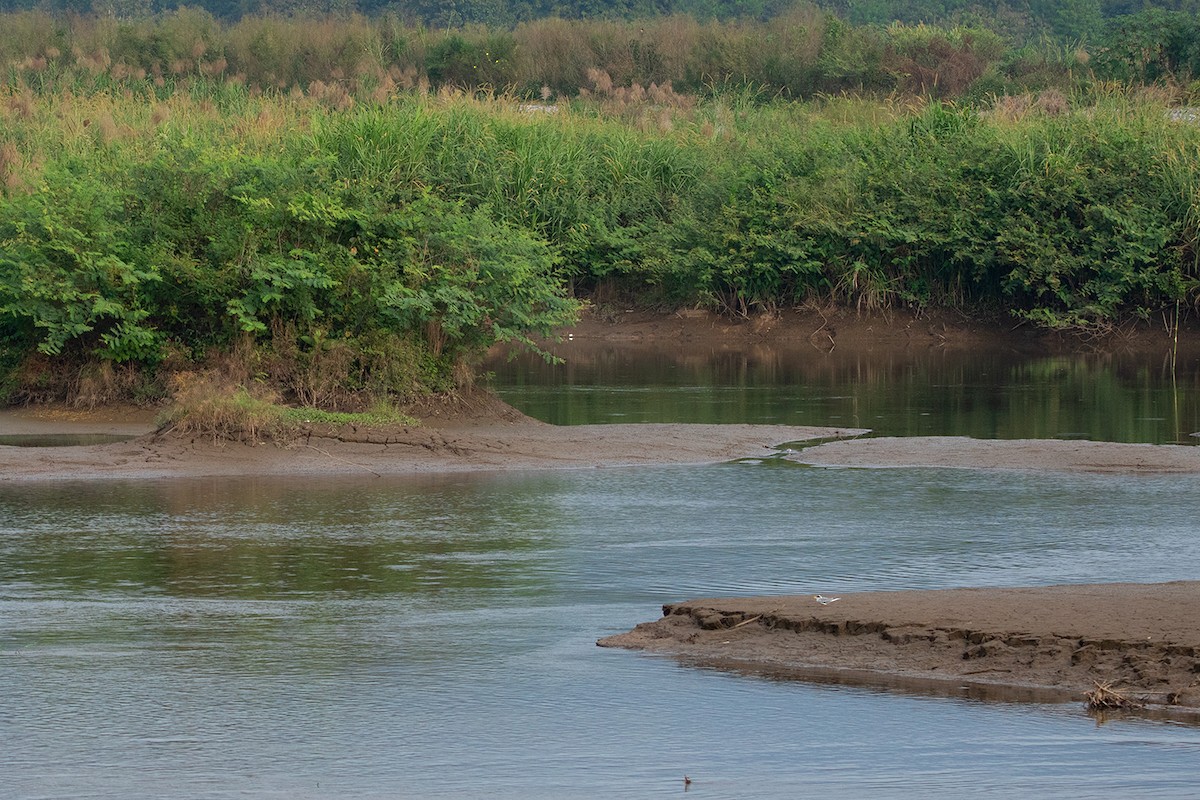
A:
[7, 402, 1200, 481]
[0, 393, 864, 482]
[600, 583, 1200, 711]
[789, 436, 1200, 474]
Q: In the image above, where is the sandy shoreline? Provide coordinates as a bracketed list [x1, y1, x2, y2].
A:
[599, 583, 1200, 713]
[0, 412, 866, 482]
[791, 436, 1200, 474]
[7, 417, 1200, 482]
[5, 394, 1200, 480]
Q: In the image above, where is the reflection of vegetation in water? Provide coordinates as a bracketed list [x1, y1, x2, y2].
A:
[1002, 356, 1197, 444]
[0, 476, 568, 600]
[487, 345, 1200, 443]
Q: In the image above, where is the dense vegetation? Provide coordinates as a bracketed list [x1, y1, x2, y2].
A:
[1, 9, 1198, 409]
[1, 7, 1199, 101]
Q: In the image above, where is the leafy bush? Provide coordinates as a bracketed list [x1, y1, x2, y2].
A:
[1092, 10, 1200, 84]
[0, 97, 582, 404]
[0, 162, 163, 362]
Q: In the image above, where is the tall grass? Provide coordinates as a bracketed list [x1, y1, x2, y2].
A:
[0, 9, 1124, 102]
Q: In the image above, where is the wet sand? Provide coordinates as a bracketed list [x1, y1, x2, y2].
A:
[0, 396, 865, 481]
[790, 436, 1200, 474]
[599, 583, 1200, 711]
[4, 404, 1199, 479]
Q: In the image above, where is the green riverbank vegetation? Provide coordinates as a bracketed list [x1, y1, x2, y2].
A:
[1, 9, 1199, 418]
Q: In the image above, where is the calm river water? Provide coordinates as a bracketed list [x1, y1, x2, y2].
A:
[4, 341, 1200, 798]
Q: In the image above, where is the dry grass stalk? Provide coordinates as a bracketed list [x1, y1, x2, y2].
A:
[0, 141, 22, 191]
[1085, 681, 1145, 711]
[69, 361, 146, 409]
[163, 370, 286, 444]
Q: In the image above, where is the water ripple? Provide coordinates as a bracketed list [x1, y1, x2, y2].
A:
[4, 466, 1200, 797]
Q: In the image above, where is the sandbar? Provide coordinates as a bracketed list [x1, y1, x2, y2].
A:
[790, 436, 1200, 474]
[600, 583, 1200, 712]
[0, 395, 864, 482]
[787, 438, 1200, 474]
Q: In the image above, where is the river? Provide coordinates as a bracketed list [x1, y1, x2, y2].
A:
[3, 341, 1200, 798]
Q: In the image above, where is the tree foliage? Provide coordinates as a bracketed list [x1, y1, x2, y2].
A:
[0, 102, 582, 398]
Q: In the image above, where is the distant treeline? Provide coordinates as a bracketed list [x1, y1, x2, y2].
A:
[1, 8, 1199, 101]
[1, 0, 1199, 42]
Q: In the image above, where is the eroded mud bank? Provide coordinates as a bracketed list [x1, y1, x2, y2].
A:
[600, 583, 1200, 711]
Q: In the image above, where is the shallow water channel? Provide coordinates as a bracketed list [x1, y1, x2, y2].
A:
[5, 342, 1200, 798]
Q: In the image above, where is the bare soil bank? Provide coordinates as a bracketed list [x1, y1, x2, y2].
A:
[566, 304, 1199, 355]
[599, 583, 1200, 712]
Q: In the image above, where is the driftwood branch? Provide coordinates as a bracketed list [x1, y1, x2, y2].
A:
[301, 444, 382, 478]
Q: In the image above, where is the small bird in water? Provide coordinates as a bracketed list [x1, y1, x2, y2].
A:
[684, 775, 692, 789]
[814, 594, 841, 605]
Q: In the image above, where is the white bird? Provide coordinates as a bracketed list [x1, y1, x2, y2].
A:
[813, 594, 841, 605]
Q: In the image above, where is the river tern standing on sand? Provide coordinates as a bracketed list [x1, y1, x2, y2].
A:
[813, 595, 841, 605]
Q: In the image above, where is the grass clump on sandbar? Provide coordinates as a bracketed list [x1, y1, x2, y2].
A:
[158, 371, 419, 444]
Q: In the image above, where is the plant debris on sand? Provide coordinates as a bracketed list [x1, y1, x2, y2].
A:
[1085, 682, 1146, 711]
